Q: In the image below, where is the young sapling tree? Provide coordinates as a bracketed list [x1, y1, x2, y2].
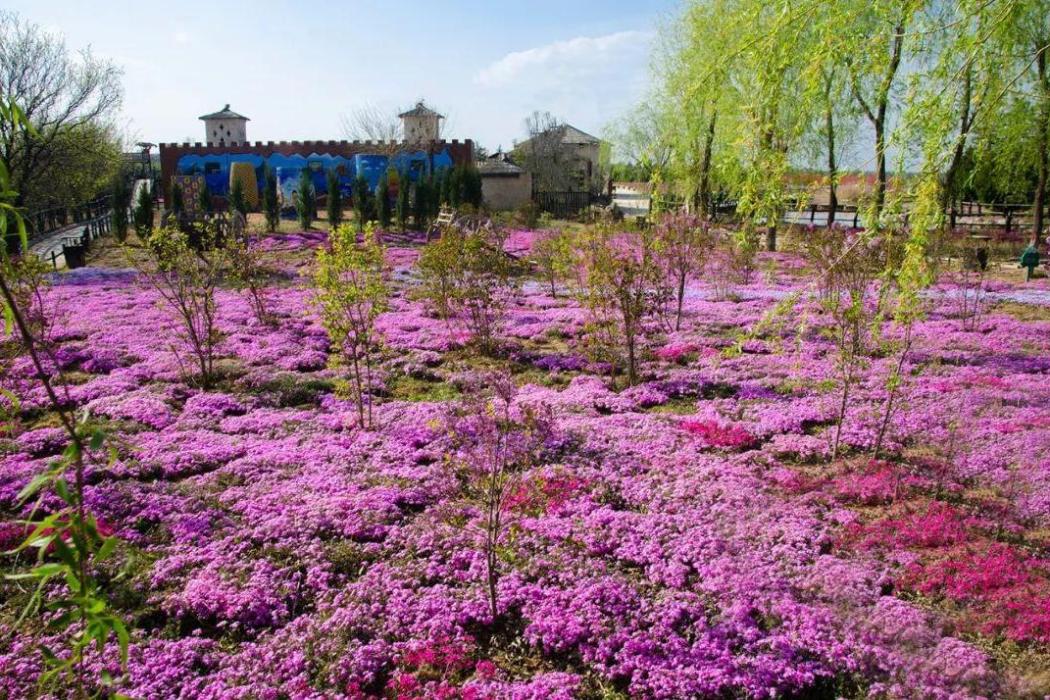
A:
[314, 223, 389, 429]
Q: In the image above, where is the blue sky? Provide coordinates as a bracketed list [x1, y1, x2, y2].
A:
[8, 0, 678, 151]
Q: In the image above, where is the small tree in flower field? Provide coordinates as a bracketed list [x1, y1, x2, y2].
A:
[653, 210, 714, 330]
[227, 227, 273, 326]
[531, 228, 572, 298]
[417, 220, 516, 353]
[141, 223, 227, 389]
[314, 223, 388, 429]
[457, 222, 515, 354]
[445, 373, 552, 622]
[575, 226, 663, 386]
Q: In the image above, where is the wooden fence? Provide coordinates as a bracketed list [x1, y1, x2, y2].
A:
[52, 212, 113, 269]
[534, 191, 594, 219]
[26, 195, 113, 245]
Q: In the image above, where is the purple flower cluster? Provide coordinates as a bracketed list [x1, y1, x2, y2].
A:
[1, 233, 1047, 698]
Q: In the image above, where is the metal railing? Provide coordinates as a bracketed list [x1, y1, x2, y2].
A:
[26, 195, 113, 245]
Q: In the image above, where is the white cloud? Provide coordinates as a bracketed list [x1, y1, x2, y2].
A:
[173, 29, 190, 45]
[475, 31, 652, 88]
[467, 30, 654, 148]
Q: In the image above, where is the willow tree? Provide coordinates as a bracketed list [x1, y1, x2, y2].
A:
[654, 0, 745, 220]
[992, 1, 1050, 245]
[841, 0, 924, 225]
[730, 1, 818, 251]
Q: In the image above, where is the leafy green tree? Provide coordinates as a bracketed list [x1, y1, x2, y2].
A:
[110, 171, 131, 243]
[170, 182, 184, 216]
[227, 230, 272, 326]
[229, 178, 248, 218]
[531, 227, 572, 298]
[199, 184, 212, 215]
[263, 168, 279, 231]
[574, 226, 663, 386]
[133, 182, 154, 239]
[417, 221, 516, 353]
[0, 97, 129, 697]
[376, 170, 392, 228]
[842, 1, 918, 222]
[654, 211, 714, 330]
[353, 173, 371, 232]
[440, 167, 453, 206]
[448, 166, 463, 208]
[297, 168, 315, 230]
[396, 171, 411, 230]
[413, 177, 430, 230]
[326, 169, 343, 228]
[429, 170, 442, 219]
[0, 12, 123, 212]
[314, 223, 388, 428]
[141, 223, 227, 388]
[461, 165, 484, 209]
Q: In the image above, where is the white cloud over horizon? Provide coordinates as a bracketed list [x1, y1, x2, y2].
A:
[475, 30, 653, 88]
[470, 30, 654, 148]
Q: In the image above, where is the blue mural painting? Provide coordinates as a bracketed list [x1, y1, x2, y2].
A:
[175, 148, 454, 204]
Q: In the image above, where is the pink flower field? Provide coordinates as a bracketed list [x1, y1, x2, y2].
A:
[2, 230, 1049, 699]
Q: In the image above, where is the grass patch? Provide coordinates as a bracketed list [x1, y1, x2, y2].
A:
[992, 302, 1050, 322]
[252, 373, 336, 407]
[388, 375, 460, 402]
[646, 397, 698, 414]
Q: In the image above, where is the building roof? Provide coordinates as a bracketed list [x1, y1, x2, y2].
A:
[558, 124, 601, 145]
[199, 104, 250, 121]
[519, 123, 602, 149]
[477, 159, 524, 176]
[485, 149, 517, 164]
[399, 101, 444, 119]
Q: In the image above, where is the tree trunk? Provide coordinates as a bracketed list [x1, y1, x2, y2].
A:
[698, 110, 717, 220]
[824, 73, 838, 227]
[675, 269, 686, 331]
[853, 19, 905, 224]
[941, 64, 973, 219]
[873, 119, 887, 220]
[1034, 44, 1050, 248]
[624, 317, 637, 386]
[827, 108, 838, 227]
[873, 325, 912, 460]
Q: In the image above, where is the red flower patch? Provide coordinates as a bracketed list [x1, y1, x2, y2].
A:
[679, 419, 756, 449]
[843, 501, 978, 550]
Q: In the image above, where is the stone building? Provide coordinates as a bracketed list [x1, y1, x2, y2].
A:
[399, 101, 444, 143]
[200, 105, 249, 147]
[515, 123, 603, 193]
[478, 152, 532, 211]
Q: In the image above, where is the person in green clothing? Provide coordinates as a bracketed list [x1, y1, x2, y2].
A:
[1020, 244, 1040, 281]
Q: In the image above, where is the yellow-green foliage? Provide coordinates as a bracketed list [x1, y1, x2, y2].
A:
[314, 223, 388, 428]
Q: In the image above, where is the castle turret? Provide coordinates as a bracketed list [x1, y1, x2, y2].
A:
[399, 101, 443, 143]
[199, 104, 249, 147]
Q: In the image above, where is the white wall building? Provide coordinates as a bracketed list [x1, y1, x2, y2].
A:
[399, 101, 443, 143]
[199, 105, 249, 146]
